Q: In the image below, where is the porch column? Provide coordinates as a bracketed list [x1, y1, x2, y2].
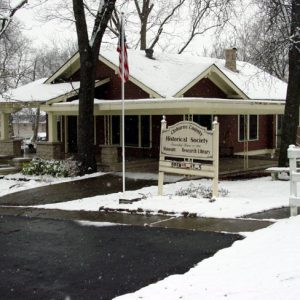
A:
[48, 112, 58, 142]
[37, 113, 61, 160]
[0, 112, 9, 140]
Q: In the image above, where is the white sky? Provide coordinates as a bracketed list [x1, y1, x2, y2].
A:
[14, 0, 77, 47]
[12, 0, 257, 55]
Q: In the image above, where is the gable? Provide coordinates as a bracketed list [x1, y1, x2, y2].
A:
[60, 59, 151, 100]
[45, 52, 80, 84]
[183, 78, 227, 98]
[174, 65, 247, 99]
[94, 60, 150, 100]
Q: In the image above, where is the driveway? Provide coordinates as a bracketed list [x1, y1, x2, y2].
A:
[0, 215, 242, 300]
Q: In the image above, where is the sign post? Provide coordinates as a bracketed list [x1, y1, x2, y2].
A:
[212, 118, 219, 197]
[158, 116, 219, 198]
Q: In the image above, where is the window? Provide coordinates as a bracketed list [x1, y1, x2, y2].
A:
[125, 116, 139, 146]
[193, 115, 212, 130]
[141, 115, 150, 147]
[111, 116, 120, 145]
[239, 115, 259, 141]
[110, 115, 151, 147]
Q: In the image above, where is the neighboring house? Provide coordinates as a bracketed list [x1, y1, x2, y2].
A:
[0, 48, 286, 168]
[13, 114, 46, 139]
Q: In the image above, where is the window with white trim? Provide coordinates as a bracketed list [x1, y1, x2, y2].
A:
[239, 115, 259, 141]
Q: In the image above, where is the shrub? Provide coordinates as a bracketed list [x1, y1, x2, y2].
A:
[22, 158, 80, 177]
[175, 182, 229, 199]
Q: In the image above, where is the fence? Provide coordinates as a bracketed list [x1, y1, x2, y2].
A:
[288, 145, 300, 216]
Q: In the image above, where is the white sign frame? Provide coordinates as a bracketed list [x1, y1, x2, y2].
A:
[158, 116, 219, 198]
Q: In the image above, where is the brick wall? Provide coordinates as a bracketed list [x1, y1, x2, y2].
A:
[36, 142, 62, 160]
[67, 59, 275, 161]
[219, 115, 275, 154]
[0, 140, 22, 157]
[184, 78, 227, 98]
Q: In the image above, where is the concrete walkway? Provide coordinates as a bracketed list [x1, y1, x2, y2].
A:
[0, 174, 157, 206]
[0, 173, 288, 233]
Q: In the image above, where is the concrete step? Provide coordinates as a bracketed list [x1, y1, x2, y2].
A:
[11, 157, 32, 168]
[0, 155, 13, 164]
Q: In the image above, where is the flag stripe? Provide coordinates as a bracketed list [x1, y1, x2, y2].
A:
[117, 26, 129, 82]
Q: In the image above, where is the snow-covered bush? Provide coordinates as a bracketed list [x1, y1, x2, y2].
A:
[175, 182, 229, 199]
[22, 158, 80, 177]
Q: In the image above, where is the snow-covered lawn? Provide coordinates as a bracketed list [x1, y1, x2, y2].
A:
[1, 172, 297, 299]
[35, 176, 290, 219]
[114, 215, 300, 300]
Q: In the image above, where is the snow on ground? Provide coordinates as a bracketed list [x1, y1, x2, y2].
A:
[75, 220, 124, 227]
[1, 172, 297, 299]
[34, 176, 290, 219]
[0, 171, 106, 197]
[114, 215, 300, 300]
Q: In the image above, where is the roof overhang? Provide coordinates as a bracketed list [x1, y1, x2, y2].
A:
[45, 52, 80, 84]
[45, 78, 110, 105]
[99, 55, 162, 98]
[44, 51, 163, 98]
[41, 98, 285, 116]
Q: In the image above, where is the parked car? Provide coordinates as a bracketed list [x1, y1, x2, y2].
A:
[22, 132, 47, 151]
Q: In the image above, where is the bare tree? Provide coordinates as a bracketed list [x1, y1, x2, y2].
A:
[30, 40, 78, 80]
[279, 0, 300, 166]
[72, 0, 116, 174]
[207, 0, 289, 81]
[0, 22, 32, 93]
[178, 0, 234, 54]
[0, 0, 28, 38]
[113, 0, 234, 53]
[112, 0, 185, 51]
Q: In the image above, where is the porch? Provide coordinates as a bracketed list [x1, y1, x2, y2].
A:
[0, 152, 277, 178]
[97, 155, 278, 178]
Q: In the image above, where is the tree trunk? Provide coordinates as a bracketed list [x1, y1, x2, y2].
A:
[72, 0, 115, 175]
[278, 0, 300, 166]
[77, 48, 97, 174]
[140, 20, 147, 50]
[32, 106, 40, 143]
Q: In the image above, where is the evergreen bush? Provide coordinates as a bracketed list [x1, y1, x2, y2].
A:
[22, 158, 80, 177]
[175, 182, 229, 199]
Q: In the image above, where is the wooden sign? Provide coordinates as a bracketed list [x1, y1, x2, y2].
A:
[160, 121, 213, 159]
[158, 117, 219, 198]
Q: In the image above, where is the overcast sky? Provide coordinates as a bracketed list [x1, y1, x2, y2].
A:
[13, 0, 254, 56]
[14, 0, 76, 47]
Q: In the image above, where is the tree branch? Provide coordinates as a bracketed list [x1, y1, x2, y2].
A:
[0, 0, 28, 38]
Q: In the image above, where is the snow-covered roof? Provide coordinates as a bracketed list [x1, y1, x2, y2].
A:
[1, 49, 287, 105]
[101, 49, 287, 100]
[1, 78, 80, 103]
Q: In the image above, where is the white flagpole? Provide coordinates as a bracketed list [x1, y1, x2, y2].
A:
[121, 13, 125, 193]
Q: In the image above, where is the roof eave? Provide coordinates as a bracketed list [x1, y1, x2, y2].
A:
[99, 55, 163, 98]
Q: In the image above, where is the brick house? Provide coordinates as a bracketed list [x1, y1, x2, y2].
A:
[0, 48, 286, 169]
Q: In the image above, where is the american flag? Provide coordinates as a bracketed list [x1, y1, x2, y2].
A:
[117, 23, 129, 82]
